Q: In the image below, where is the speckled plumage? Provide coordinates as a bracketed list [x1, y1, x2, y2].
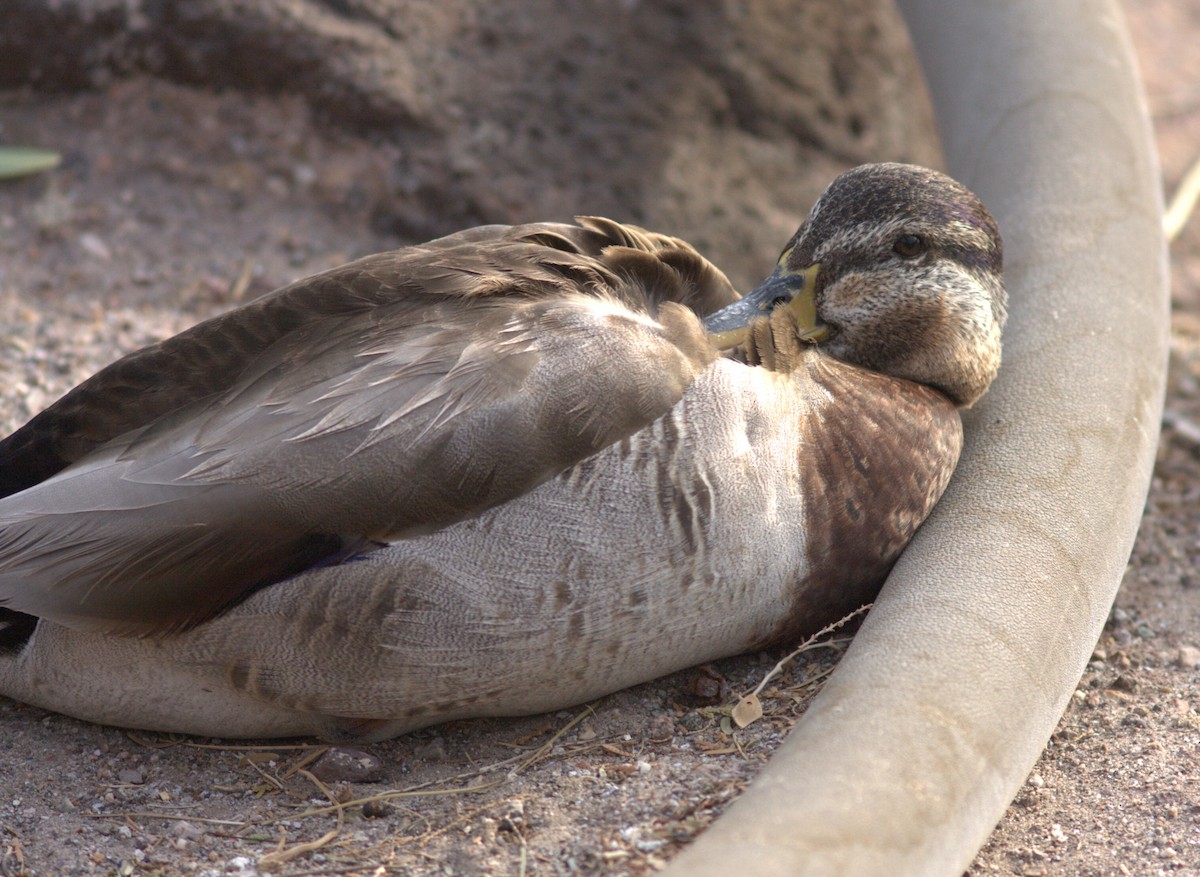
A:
[0, 164, 1004, 740]
[778, 163, 1005, 406]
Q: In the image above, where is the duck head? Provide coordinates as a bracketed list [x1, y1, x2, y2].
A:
[705, 163, 1007, 407]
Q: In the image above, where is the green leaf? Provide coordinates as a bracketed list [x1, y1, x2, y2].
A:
[0, 147, 61, 180]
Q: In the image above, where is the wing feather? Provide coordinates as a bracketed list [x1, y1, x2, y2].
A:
[0, 219, 736, 635]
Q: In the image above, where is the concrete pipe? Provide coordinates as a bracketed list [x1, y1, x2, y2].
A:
[664, 2, 1168, 874]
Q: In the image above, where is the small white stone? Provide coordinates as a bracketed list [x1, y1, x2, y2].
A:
[227, 856, 257, 877]
[79, 232, 112, 261]
[1175, 645, 1200, 669]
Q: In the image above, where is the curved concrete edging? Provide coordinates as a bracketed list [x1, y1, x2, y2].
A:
[663, 2, 1168, 874]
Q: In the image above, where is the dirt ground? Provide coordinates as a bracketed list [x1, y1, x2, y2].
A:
[1, 3, 1199, 875]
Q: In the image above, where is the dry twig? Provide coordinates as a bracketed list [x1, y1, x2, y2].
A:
[1166, 153, 1200, 242]
[257, 768, 346, 869]
[731, 604, 872, 728]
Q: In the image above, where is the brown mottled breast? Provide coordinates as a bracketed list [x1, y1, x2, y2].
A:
[769, 355, 963, 643]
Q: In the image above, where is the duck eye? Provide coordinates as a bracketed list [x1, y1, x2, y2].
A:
[892, 234, 924, 258]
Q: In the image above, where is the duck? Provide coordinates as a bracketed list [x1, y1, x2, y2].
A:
[0, 163, 1005, 741]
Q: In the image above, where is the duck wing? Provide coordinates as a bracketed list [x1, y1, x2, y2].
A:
[0, 219, 736, 636]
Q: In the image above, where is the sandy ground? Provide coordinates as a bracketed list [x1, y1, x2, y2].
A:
[2, 3, 1200, 875]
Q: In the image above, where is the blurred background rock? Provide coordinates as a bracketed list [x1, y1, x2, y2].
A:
[0, 0, 939, 289]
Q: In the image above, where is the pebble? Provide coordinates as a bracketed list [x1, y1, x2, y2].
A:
[79, 232, 112, 261]
[1111, 674, 1138, 692]
[413, 736, 448, 762]
[1174, 645, 1200, 669]
[497, 798, 525, 832]
[309, 747, 386, 784]
[362, 799, 394, 819]
[226, 855, 257, 877]
[685, 666, 729, 705]
[647, 714, 675, 740]
[117, 768, 144, 785]
[172, 820, 203, 841]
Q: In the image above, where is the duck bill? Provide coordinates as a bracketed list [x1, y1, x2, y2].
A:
[703, 263, 825, 349]
[785, 264, 830, 344]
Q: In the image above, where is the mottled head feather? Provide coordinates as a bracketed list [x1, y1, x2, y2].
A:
[780, 163, 1006, 406]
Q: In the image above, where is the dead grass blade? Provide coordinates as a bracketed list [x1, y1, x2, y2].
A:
[1166, 153, 1200, 241]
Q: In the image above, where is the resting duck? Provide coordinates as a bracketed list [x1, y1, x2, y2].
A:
[0, 163, 1004, 741]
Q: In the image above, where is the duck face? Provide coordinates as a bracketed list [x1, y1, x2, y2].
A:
[792, 163, 1006, 407]
[710, 163, 1007, 408]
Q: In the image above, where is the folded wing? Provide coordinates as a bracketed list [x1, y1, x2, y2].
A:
[0, 220, 736, 635]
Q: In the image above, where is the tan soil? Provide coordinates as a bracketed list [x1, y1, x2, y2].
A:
[1, 2, 1198, 875]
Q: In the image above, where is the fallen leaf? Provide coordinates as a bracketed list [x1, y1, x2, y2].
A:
[731, 694, 763, 728]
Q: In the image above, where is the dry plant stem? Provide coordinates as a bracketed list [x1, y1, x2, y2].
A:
[88, 812, 247, 827]
[297, 768, 345, 831]
[244, 757, 286, 792]
[292, 705, 595, 821]
[230, 257, 256, 302]
[257, 768, 345, 868]
[1165, 153, 1200, 241]
[404, 798, 518, 849]
[747, 604, 873, 699]
[732, 606, 868, 729]
[256, 828, 340, 869]
[281, 748, 328, 780]
[0, 833, 25, 877]
[127, 732, 325, 752]
[273, 867, 388, 877]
